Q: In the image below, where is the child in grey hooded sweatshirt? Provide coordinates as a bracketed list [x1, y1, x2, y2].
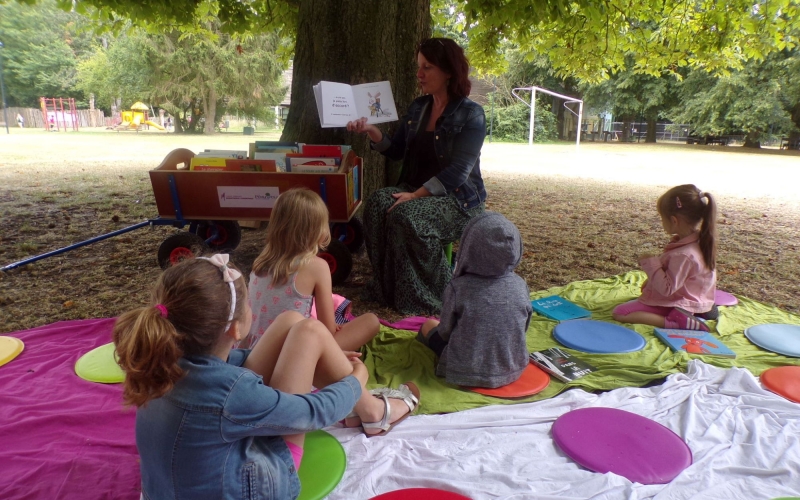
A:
[417, 211, 532, 388]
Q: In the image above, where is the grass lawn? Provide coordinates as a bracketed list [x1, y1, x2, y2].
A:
[1, 128, 799, 332]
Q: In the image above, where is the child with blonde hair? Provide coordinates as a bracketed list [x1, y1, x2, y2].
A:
[114, 255, 419, 499]
[613, 184, 718, 331]
[247, 188, 380, 351]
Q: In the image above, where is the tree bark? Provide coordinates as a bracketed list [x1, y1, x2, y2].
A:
[789, 104, 800, 145]
[743, 131, 761, 148]
[645, 116, 657, 143]
[282, 0, 431, 200]
[204, 87, 217, 135]
[621, 115, 634, 142]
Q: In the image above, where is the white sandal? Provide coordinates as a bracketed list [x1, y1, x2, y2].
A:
[361, 382, 420, 437]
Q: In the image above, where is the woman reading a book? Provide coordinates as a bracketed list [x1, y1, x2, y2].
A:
[346, 37, 487, 315]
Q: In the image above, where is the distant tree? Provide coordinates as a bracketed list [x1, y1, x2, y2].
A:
[75, 23, 285, 134]
[0, 0, 96, 106]
[76, 34, 152, 114]
[582, 65, 679, 142]
[142, 26, 285, 134]
[669, 53, 798, 147]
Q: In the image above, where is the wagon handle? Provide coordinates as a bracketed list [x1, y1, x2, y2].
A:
[155, 148, 195, 170]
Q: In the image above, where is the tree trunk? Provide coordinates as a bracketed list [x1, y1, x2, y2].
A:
[282, 0, 431, 200]
[204, 87, 217, 135]
[645, 116, 657, 143]
[743, 131, 761, 148]
[789, 104, 800, 145]
[621, 115, 634, 142]
[187, 99, 200, 133]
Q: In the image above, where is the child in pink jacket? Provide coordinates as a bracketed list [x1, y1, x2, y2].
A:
[613, 184, 717, 331]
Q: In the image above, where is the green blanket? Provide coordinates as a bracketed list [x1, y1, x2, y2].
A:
[363, 271, 800, 415]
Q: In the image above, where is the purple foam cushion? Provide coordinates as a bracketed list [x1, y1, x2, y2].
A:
[552, 407, 692, 484]
[715, 290, 739, 306]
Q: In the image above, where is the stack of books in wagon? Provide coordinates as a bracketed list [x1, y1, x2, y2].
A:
[249, 141, 300, 172]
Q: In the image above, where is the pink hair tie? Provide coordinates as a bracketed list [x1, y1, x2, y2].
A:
[154, 304, 168, 318]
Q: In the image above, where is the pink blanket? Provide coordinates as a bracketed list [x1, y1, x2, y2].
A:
[0, 319, 139, 500]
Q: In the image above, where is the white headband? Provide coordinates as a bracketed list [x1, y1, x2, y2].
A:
[197, 254, 242, 331]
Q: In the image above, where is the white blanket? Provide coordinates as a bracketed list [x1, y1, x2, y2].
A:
[326, 361, 800, 499]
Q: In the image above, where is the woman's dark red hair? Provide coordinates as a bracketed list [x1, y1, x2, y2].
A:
[416, 38, 471, 99]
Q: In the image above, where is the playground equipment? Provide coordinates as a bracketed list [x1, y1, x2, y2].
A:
[113, 102, 165, 131]
[2, 148, 364, 286]
[41, 97, 79, 132]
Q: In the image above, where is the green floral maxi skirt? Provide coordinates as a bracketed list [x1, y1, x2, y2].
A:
[362, 185, 484, 315]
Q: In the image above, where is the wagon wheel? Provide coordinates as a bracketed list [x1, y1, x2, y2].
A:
[157, 232, 208, 269]
[331, 217, 364, 253]
[318, 239, 352, 286]
[193, 220, 242, 251]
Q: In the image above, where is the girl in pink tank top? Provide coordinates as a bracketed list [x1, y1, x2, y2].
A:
[246, 188, 380, 350]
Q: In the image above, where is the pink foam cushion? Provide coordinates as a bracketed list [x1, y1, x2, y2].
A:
[467, 363, 550, 398]
[715, 290, 739, 306]
[370, 488, 470, 500]
[552, 407, 692, 484]
[761, 366, 800, 403]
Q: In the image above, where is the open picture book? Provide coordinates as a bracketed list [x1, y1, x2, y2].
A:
[313, 81, 397, 128]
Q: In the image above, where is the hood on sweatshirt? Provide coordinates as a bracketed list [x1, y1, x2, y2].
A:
[453, 211, 523, 278]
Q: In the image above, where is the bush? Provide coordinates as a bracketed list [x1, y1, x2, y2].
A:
[489, 102, 557, 143]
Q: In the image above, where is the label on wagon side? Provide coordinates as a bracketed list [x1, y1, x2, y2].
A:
[217, 186, 280, 208]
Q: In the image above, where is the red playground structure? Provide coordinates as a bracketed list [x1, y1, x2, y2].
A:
[40, 97, 79, 132]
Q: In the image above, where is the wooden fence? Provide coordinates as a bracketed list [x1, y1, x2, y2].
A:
[1, 107, 106, 129]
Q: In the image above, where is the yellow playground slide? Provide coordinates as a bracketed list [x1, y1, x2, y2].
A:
[145, 120, 165, 130]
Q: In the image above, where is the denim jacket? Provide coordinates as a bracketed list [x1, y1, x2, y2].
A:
[136, 350, 361, 500]
[372, 95, 487, 211]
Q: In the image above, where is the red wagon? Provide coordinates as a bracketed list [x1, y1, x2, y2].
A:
[3, 148, 365, 286]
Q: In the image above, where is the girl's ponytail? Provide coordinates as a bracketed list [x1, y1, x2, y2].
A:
[698, 191, 717, 271]
[113, 256, 247, 407]
[114, 305, 184, 407]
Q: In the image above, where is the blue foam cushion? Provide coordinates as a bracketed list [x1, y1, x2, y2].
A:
[744, 324, 800, 358]
[554, 320, 646, 354]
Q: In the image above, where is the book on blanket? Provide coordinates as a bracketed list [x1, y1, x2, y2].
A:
[531, 295, 591, 321]
[529, 348, 597, 383]
[653, 328, 736, 358]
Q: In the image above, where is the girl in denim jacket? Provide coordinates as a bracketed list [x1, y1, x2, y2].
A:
[348, 37, 487, 315]
[114, 255, 418, 500]
[613, 184, 718, 332]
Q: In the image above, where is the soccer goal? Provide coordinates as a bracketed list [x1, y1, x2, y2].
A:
[511, 86, 583, 146]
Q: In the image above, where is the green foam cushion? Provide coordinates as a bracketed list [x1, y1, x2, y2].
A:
[297, 430, 346, 500]
[75, 342, 125, 384]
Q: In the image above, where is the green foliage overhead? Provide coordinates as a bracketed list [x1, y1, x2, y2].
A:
[7, 0, 799, 82]
[455, 0, 800, 81]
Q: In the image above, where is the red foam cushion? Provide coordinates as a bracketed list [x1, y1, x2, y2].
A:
[467, 362, 550, 398]
[761, 366, 800, 403]
[371, 488, 470, 500]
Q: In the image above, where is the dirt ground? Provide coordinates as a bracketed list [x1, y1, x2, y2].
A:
[1, 130, 799, 333]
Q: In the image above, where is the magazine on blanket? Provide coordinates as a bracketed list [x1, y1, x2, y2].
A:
[531, 295, 592, 321]
[529, 348, 597, 383]
[654, 328, 737, 358]
[313, 80, 397, 127]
